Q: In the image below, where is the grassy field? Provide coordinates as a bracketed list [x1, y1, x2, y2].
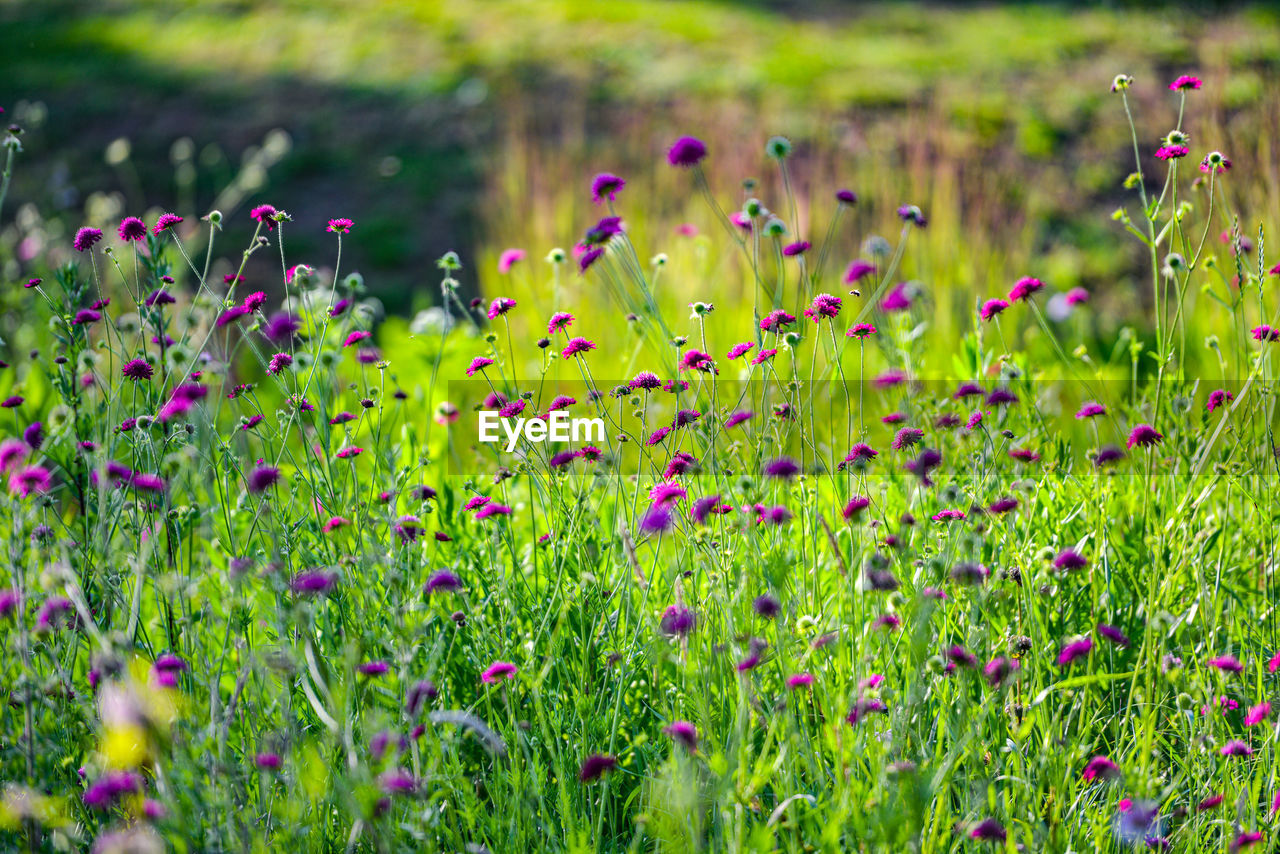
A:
[3, 3, 1280, 852]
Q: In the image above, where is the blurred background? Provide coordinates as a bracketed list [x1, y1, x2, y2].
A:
[3, 0, 1279, 339]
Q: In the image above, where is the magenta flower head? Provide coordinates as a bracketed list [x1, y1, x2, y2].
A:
[1052, 549, 1088, 571]
[969, 818, 1006, 843]
[1065, 287, 1090, 305]
[466, 356, 494, 377]
[1008, 276, 1043, 302]
[842, 495, 871, 520]
[668, 135, 707, 167]
[1245, 702, 1271, 726]
[805, 293, 842, 321]
[983, 656, 1020, 688]
[1169, 74, 1202, 91]
[1220, 740, 1253, 757]
[891, 427, 924, 450]
[1057, 637, 1094, 667]
[358, 660, 390, 677]
[1097, 623, 1130, 647]
[1207, 389, 1233, 412]
[663, 720, 698, 752]
[497, 248, 524, 274]
[846, 322, 877, 339]
[481, 660, 518, 684]
[562, 337, 596, 358]
[326, 217, 353, 234]
[73, 227, 103, 252]
[291, 570, 337, 596]
[590, 172, 625, 203]
[122, 358, 153, 381]
[267, 352, 292, 375]
[763, 456, 800, 479]
[1200, 152, 1232, 174]
[1082, 755, 1121, 782]
[9, 465, 52, 498]
[579, 754, 617, 782]
[154, 212, 183, 234]
[980, 298, 1008, 321]
[487, 297, 517, 320]
[1155, 145, 1189, 160]
[1076, 402, 1106, 419]
[1231, 831, 1264, 852]
[117, 216, 147, 242]
[787, 672, 814, 689]
[1251, 325, 1279, 342]
[660, 604, 695, 637]
[250, 204, 278, 230]
[1208, 654, 1244, 673]
[247, 465, 281, 493]
[896, 204, 927, 227]
[782, 240, 811, 257]
[844, 259, 876, 284]
[835, 188, 857, 205]
[1127, 423, 1163, 449]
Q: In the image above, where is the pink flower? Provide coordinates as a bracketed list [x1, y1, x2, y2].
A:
[326, 218, 353, 234]
[1245, 702, 1271, 726]
[481, 661, 518, 684]
[498, 248, 525, 274]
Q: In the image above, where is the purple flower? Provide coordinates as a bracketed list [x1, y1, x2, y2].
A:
[782, 240, 810, 257]
[326, 217, 353, 234]
[846, 697, 888, 725]
[250, 204, 278, 230]
[154, 212, 183, 234]
[1207, 389, 1233, 412]
[578, 754, 617, 782]
[562, 337, 596, 358]
[590, 172, 626, 203]
[498, 248, 525, 273]
[247, 465, 280, 493]
[22, 421, 43, 450]
[1127, 424, 1163, 449]
[481, 661, 518, 684]
[1008, 276, 1043, 302]
[267, 352, 292, 375]
[1169, 74, 1202, 91]
[425, 570, 462, 594]
[1082, 755, 1121, 782]
[466, 356, 494, 377]
[1155, 145, 1189, 160]
[983, 656, 1020, 688]
[117, 216, 147, 242]
[980, 298, 1008, 321]
[73, 227, 103, 252]
[291, 570, 337, 596]
[763, 456, 800, 479]
[969, 818, 1006, 843]
[1097, 623, 1130, 647]
[804, 293, 842, 321]
[1057, 637, 1094, 667]
[487, 297, 517, 319]
[660, 605, 695, 637]
[667, 136, 707, 167]
[121, 357, 154, 381]
[842, 495, 871, 520]
[1219, 739, 1253, 757]
[1076, 402, 1106, 419]
[891, 427, 924, 450]
[9, 465, 52, 498]
[1052, 549, 1088, 571]
[896, 204, 926, 227]
[1245, 702, 1271, 726]
[359, 660, 390, 677]
[663, 720, 698, 752]
[1208, 654, 1244, 673]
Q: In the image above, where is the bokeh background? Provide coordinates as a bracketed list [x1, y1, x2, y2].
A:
[4, 0, 1280, 338]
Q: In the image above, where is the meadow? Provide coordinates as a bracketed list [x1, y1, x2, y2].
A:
[3, 3, 1280, 853]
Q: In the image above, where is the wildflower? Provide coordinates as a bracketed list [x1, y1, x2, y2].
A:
[267, 352, 292, 375]
[250, 204, 278, 229]
[264, 312, 301, 343]
[1155, 145, 1189, 160]
[950, 563, 989, 586]
[753, 594, 781, 619]
[1245, 702, 1270, 726]
[897, 204, 927, 227]
[1231, 832, 1264, 852]
[117, 216, 147, 242]
[846, 697, 888, 725]
[835, 188, 857, 205]
[760, 310, 796, 333]
[73, 227, 103, 251]
[968, 818, 1006, 843]
[846, 322, 876, 339]
[1097, 623, 1130, 647]
[154, 212, 183, 234]
[679, 349, 715, 372]
[953, 382, 983, 399]
[247, 465, 280, 493]
[481, 661, 518, 684]
[1057, 637, 1093, 667]
[845, 260, 875, 284]
[1080, 755, 1121, 783]
[907, 449, 943, 485]
[1008, 276, 1043, 302]
[763, 456, 800, 479]
[474, 503, 512, 520]
[1110, 74, 1133, 93]
[668, 135, 707, 167]
[1093, 445, 1126, 467]
[983, 656, 1020, 688]
[1126, 423, 1163, 449]
[979, 298, 1008, 321]
[1076, 402, 1106, 419]
[1052, 549, 1087, 571]
[750, 348, 777, 365]
[588, 172, 627, 205]
[880, 281, 912, 311]
[1200, 151, 1231, 174]
[783, 240, 810, 257]
[562, 337, 596, 358]
[787, 673, 814, 690]
[292, 570, 337, 596]
[804, 293, 842, 321]
[663, 721, 698, 752]
[579, 754, 617, 782]
[497, 248, 525, 274]
[343, 330, 371, 348]
[326, 217, 353, 233]
[9, 465, 51, 497]
[1219, 740, 1252, 757]
[725, 411, 753, 429]
[842, 495, 871, 520]
[945, 645, 978, 668]
[1251, 325, 1279, 342]
[891, 427, 924, 450]
[465, 357, 494, 377]
[1196, 793, 1224, 811]
[1169, 74, 1202, 91]
[1208, 654, 1244, 673]
[73, 309, 101, 325]
[660, 605, 695, 637]
[1205, 389, 1233, 412]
